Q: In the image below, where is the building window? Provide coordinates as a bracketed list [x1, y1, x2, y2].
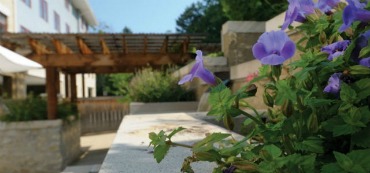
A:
[81, 18, 85, 30]
[39, 0, 48, 22]
[54, 11, 60, 32]
[65, 0, 69, 11]
[66, 23, 70, 33]
[72, 6, 79, 19]
[22, 0, 32, 8]
[0, 13, 6, 33]
[20, 25, 31, 33]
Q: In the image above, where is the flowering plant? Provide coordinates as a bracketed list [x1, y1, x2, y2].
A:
[149, 0, 370, 172]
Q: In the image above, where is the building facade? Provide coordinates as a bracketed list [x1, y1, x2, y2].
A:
[0, 0, 98, 98]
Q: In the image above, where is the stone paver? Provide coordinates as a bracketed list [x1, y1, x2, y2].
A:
[62, 132, 116, 173]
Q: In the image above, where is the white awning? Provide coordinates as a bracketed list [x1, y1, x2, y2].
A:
[0, 45, 42, 73]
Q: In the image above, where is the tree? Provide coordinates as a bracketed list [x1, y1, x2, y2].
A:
[176, 0, 288, 43]
[122, 26, 133, 34]
[89, 21, 113, 33]
[220, 0, 287, 21]
[176, 0, 228, 43]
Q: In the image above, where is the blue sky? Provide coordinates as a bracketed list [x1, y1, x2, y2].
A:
[89, 0, 200, 33]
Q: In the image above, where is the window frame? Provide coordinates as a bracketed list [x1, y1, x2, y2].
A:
[22, 0, 32, 8]
[39, 0, 48, 22]
[0, 12, 7, 33]
[54, 11, 60, 32]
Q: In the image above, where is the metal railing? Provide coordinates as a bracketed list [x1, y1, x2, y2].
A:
[77, 97, 129, 134]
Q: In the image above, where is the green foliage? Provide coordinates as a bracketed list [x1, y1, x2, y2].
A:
[0, 96, 77, 122]
[128, 68, 195, 102]
[220, 0, 287, 21]
[150, 2, 370, 173]
[176, 0, 287, 43]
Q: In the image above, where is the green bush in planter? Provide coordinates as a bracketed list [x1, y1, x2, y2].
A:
[127, 67, 195, 102]
[0, 96, 78, 122]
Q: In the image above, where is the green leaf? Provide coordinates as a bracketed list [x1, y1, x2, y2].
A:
[294, 137, 324, 154]
[334, 151, 354, 171]
[315, 17, 330, 32]
[193, 133, 231, 152]
[261, 144, 282, 160]
[341, 107, 366, 127]
[168, 127, 186, 140]
[149, 130, 166, 146]
[353, 78, 370, 100]
[340, 83, 358, 104]
[352, 126, 370, 147]
[220, 137, 249, 156]
[304, 98, 334, 107]
[349, 65, 370, 75]
[359, 43, 370, 57]
[347, 149, 370, 171]
[195, 150, 221, 162]
[153, 144, 170, 163]
[275, 80, 297, 105]
[321, 163, 347, 173]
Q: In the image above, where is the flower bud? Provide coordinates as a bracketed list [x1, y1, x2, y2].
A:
[282, 100, 293, 117]
[319, 31, 327, 44]
[263, 92, 274, 107]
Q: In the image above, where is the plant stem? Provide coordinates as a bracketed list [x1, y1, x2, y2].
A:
[168, 141, 193, 149]
[239, 109, 265, 128]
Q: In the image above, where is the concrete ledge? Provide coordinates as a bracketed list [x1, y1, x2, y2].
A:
[129, 102, 199, 114]
[99, 113, 243, 173]
[0, 119, 62, 129]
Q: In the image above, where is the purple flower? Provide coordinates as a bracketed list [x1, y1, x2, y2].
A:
[281, 0, 315, 30]
[359, 57, 370, 67]
[324, 73, 342, 95]
[252, 30, 296, 65]
[316, 0, 340, 13]
[351, 30, 370, 62]
[321, 40, 351, 61]
[178, 50, 216, 85]
[339, 0, 370, 32]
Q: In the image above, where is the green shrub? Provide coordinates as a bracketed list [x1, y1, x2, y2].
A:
[128, 68, 195, 102]
[0, 96, 78, 122]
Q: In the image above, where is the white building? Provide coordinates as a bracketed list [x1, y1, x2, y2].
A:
[0, 0, 98, 98]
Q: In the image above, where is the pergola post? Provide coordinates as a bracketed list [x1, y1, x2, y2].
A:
[70, 73, 77, 103]
[82, 73, 85, 98]
[64, 73, 70, 98]
[46, 67, 58, 120]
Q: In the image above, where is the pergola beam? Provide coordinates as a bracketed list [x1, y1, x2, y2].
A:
[29, 53, 191, 67]
[76, 37, 93, 54]
[29, 38, 51, 55]
[100, 39, 110, 54]
[52, 39, 73, 54]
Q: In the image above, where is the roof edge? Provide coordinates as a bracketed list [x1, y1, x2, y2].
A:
[71, 0, 98, 26]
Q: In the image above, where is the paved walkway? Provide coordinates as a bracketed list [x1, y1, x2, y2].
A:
[62, 132, 117, 173]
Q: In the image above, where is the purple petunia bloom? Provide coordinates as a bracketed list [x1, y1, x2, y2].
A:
[281, 0, 315, 30]
[339, 0, 370, 32]
[359, 57, 370, 67]
[316, 0, 340, 13]
[252, 30, 296, 65]
[321, 40, 351, 61]
[324, 73, 342, 95]
[178, 50, 216, 85]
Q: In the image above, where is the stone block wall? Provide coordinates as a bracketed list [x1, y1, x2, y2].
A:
[0, 119, 81, 173]
[221, 21, 265, 66]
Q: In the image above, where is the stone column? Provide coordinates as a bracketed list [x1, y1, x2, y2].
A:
[11, 72, 27, 99]
[221, 21, 265, 66]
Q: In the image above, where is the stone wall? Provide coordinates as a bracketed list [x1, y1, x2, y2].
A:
[0, 119, 81, 173]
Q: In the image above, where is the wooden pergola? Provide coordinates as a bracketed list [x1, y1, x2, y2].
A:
[0, 33, 206, 119]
